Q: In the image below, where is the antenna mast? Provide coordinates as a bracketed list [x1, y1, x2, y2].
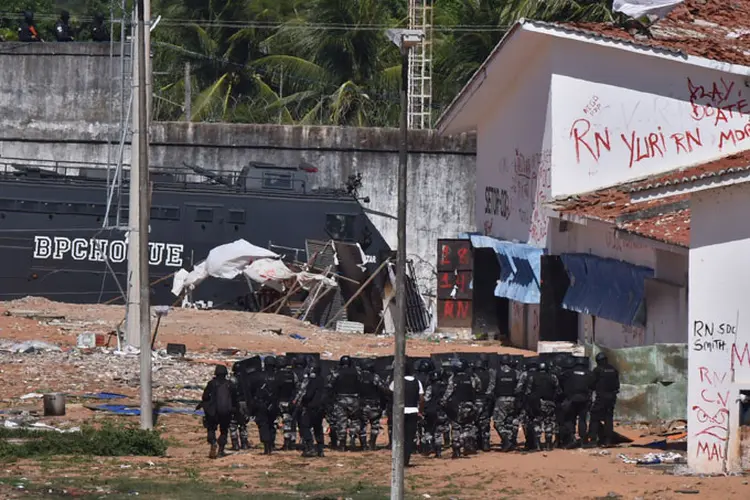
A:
[407, 0, 433, 129]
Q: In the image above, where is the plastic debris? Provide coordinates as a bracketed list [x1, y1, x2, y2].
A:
[618, 452, 686, 465]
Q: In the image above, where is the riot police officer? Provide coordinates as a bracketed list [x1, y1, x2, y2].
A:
[587, 353, 620, 447]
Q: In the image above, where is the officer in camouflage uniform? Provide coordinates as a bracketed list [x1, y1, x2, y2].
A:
[326, 355, 362, 450]
[492, 354, 521, 451]
[441, 358, 481, 458]
[228, 362, 251, 450]
[423, 369, 449, 457]
[472, 355, 496, 451]
[414, 359, 433, 453]
[358, 359, 386, 450]
[275, 355, 300, 450]
[522, 361, 560, 451]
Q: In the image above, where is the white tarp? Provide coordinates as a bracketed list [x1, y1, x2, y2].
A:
[243, 258, 296, 284]
[205, 239, 278, 279]
[612, 0, 684, 19]
[296, 271, 337, 291]
[171, 268, 190, 296]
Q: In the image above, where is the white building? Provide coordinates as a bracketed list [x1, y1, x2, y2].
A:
[436, 8, 750, 474]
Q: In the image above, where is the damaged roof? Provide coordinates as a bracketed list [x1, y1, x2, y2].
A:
[555, 188, 691, 248]
[569, 0, 750, 66]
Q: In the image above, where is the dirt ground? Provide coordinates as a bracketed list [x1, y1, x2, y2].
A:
[0, 297, 747, 499]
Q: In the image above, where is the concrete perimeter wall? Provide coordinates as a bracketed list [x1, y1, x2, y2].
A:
[0, 42, 477, 295]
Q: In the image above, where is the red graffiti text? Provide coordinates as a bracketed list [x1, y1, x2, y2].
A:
[569, 118, 612, 163]
[718, 123, 750, 150]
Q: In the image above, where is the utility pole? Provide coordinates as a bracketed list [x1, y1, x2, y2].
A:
[184, 62, 191, 121]
[128, 0, 153, 430]
[385, 28, 423, 500]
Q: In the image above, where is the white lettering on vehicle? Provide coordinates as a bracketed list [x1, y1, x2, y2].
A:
[32, 235, 184, 267]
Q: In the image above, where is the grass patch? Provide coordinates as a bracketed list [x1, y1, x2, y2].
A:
[0, 423, 167, 459]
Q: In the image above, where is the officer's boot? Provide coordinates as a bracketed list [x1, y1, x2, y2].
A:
[217, 443, 227, 458]
[263, 442, 272, 455]
[359, 436, 367, 451]
[482, 436, 491, 452]
[302, 440, 316, 457]
[209, 443, 218, 459]
[349, 434, 358, 451]
[316, 442, 325, 457]
[434, 442, 442, 458]
[500, 438, 513, 452]
[240, 437, 251, 450]
[231, 436, 240, 451]
[451, 446, 461, 459]
[369, 435, 378, 451]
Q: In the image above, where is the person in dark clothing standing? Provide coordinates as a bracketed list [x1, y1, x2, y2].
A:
[359, 358, 386, 450]
[228, 362, 251, 451]
[423, 369, 449, 457]
[414, 359, 432, 453]
[492, 354, 521, 451]
[587, 353, 620, 447]
[294, 358, 327, 457]
[18, 11, 41, 42]
[472, 355, 496, 451]
[199, 364, 237, 459]
[55, 11, 74, 41]
[326, 356, 362, 451]
[91, 13, 110, 42]
[441, 358, 481, 458]
[255, 356, 281, 455]
[389, 361, 424, 466]
[522, 361, 560, 451]
[276, 355, 299, 450]
[560, 357, 593, 448]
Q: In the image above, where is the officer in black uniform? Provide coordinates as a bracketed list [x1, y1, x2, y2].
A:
[326, 355, 362, 450]
[472, 355, 495, 451]
[18, 11, 41, 42]
[55, 10, 75, 41]
[255, 356, 280, 454]
[423, 369, 449, 457]
[587, 353, 620, 447]
[294, 357, 327, 457]
[492, 354, 521, 451]
[359, 358, 386, 450]
[441, 358, 481, 458]
[199, 365, 237, 459]
[560, 357, 593, 448]
[91, 13, 110, 42]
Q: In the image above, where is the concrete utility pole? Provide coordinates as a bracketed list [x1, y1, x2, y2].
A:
[184, 62, 191, 121]
[385, 28, 423, 500]
[128, 0, 153, 430]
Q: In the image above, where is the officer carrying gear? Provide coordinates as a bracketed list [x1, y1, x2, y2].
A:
[255, 356, 280, 455]
[587, 353, 620, 447]
[472, 355, 496, 451]
[276, 355, 299, 451]
[359, 358, 386, 450]
[522, 360, 560, 451]
[423, 369, 449, 457]
[493, 354, 521, 451]
[18, 11, 41, 42]
[91, 13, 110, 42]
[560, 357, 592, 448]
[414, 359, 433, 453]
[228, 362, 251, 451]
[199, 364, 237, 459]
[55, 10, 75, 41]
[326, 355, 362, 451]
[441, 358, 481, 458]
[294, 359, 327, 457]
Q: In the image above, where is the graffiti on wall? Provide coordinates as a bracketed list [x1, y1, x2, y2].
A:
[482, 148, 551, 244]
[568, 77, 750, 172]
[690, 316, 744, 465]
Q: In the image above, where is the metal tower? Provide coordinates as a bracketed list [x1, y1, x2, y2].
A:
[407, 0, 433, 129]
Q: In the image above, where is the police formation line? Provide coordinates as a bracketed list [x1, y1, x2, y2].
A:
[8, 11, 109, 43]
[198, 352, 621, 463]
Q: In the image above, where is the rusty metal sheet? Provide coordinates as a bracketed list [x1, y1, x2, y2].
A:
[437, 239, 473, 272]
[436, 270, 472, 300]
[437, 299, 472, 328]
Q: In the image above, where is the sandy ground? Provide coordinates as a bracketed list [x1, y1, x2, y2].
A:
[0, 297, 747, 499]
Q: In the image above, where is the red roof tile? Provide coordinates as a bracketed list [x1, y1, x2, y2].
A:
[568, 0, 750, 66]
[556, 188, 690, 247]
[630, 150, 750, 192]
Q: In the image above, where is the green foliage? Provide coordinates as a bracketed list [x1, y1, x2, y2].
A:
[0, 423, 168, 459]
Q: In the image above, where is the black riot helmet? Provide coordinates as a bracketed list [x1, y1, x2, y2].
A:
[525, 358, 539, 371]
[478, 353, 490, 369]
[562, 356, 576, 370]
[417, 359, 432, 373]
[362, 358, 375, 372]
[264, 355, 277, 371]
[499, 354, 512, 367]
[595, 352, 608, 365]
[539, 362, 548, 372]
[293, 355, 306, 368]
[276, 355, 288, 369]
[232, 362, 240, 374]
[339, 355, 352, 367]
[94, 12, 105, 23]
[23, 11, 34, 23]
[61, 10, 70, 22]
[215, 364, 228, 377]
[429, 370, 441, 383]
[453, 358, 468, 373]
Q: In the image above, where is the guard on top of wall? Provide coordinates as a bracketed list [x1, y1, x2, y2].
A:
[18, 11, 41, 42]
[55, 11, 75, 42]
[91, 13, 110, 42]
